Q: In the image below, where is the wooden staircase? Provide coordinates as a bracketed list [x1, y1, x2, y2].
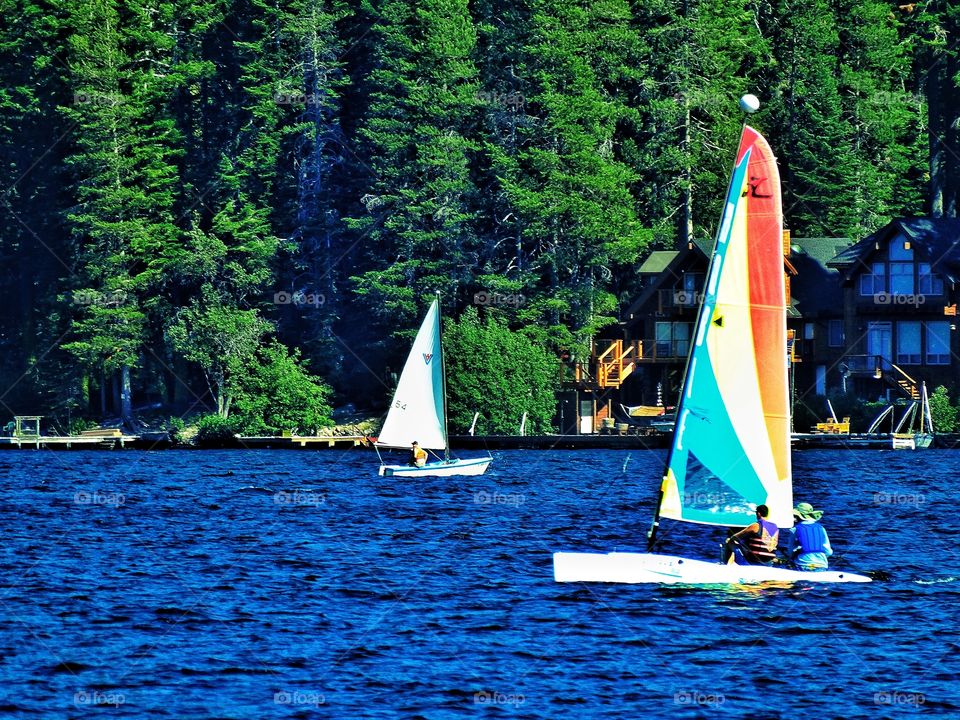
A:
[595, 340, 639, 389]
[842, 355, 920, 399]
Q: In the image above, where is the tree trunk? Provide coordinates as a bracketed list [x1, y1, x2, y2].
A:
[112, 372, 121, 419]
[928, 49, 945, 218]
[120, 364, 133, 428]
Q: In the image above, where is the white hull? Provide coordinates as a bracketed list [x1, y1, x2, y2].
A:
[379, 457, 491, 477]
[553, 552, 872, 584]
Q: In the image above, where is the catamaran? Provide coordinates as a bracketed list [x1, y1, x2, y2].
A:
[376, 296, 492, 477]
[554, 106, 870, 584]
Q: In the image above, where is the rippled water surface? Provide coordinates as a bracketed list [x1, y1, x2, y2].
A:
[1, 448, 958, 718]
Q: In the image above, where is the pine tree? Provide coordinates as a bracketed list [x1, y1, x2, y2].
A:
[493, 0, 649, 355]
[61, 0, 183, 424]
[348, 0, 482, 330]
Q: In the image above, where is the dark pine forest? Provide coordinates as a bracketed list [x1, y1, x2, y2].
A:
[0, 0, 958, 434]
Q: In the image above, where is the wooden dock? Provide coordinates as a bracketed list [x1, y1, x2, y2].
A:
[0, 432, 373, 450]
[0, 428, 139, 449]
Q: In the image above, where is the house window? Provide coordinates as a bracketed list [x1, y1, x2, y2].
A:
[828, 319, 844, 347]
[674, 273, 703, 306]
[867, 321, 892, 363]
[682, 272, 702, 293]
[674, 323, 691, 357]
[890, 262, 915, 295]
[918, 263, 945, 295]
[804, 323, 815, 340]
[655, 322, 692, 358]
[860, 262, 886, 296]
[925, 321, 951, 365]
[897, 321, 921, 365]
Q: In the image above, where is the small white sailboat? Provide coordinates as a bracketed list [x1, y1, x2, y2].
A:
[554, 106, 870, 584]
[376, 296, 492, 477]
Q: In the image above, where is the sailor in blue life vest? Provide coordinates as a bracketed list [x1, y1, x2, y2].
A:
[787, 502, 833, 571]
[725, 504, 779, 566]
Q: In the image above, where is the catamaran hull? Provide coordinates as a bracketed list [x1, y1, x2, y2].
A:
[553, 552, 872, 584]
[379, 457, 491, 477]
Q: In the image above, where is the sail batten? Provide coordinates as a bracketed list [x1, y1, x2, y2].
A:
[659, 126, 792, 529]
[377, 299, 447, 450]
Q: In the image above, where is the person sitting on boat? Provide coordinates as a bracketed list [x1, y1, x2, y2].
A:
[409, 441, 427, 468]
[788, 502, 833, 571]
[726, 504, 779, 565]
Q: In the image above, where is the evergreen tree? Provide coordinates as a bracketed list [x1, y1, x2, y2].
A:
[61, 0, 182, 424]
[494, 0, 649, 355]
[348, 0, 482, 330]
[444, 307, 558, 434]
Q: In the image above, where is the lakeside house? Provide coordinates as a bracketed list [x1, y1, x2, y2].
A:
[564, 217, 960, 434]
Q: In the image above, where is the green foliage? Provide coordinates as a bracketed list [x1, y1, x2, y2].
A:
[927, 385, 956, 433]
[0, 0, 953, 428]
[193, 413, 241, 446]
[166, 416, 186, 444]
[231, 341, 334, 435]
[67, 418, 100, 436]
[444, 307, 559, 434]
[167, 292, 271, 417]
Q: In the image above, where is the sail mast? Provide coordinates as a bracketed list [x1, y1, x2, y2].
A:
[437, 291, 451, 461]
[647, 119, 750, 552]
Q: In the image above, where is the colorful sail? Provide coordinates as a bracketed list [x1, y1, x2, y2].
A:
[377, 298, 447, 450]
[658, 126, 793, 528]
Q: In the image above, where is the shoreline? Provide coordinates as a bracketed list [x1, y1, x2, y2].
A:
[3, 432, 960, 450]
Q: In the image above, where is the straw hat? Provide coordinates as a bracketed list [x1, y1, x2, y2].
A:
[793, 502, 824, 521]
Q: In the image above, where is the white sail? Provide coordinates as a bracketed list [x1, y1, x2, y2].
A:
[377, 299, 447, 450]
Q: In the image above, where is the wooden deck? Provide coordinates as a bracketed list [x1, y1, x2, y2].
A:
[0, 434, 373, 450]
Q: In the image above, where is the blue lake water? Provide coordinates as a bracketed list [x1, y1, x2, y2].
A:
[0, 448, 957, 718]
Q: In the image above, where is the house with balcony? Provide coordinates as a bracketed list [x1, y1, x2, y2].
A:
[788, 237, 849, 401]
[564, 239, 710, 432]
[565, 218, 960, 434]
[824, 217, 960, 401]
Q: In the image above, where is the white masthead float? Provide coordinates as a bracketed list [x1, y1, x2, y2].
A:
[376, 294, 492, 477]
[553, 96, 870, 584]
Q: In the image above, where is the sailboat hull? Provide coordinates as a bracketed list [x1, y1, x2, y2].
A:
[553, 552, 872, 584]
[378, 457, 491, 477]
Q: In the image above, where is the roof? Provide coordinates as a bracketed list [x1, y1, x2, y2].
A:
[789, 237, 852, 318]
[829, 218, 960, 282]
[639, 250, 680, 274]
[624, 241, 711, 323]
